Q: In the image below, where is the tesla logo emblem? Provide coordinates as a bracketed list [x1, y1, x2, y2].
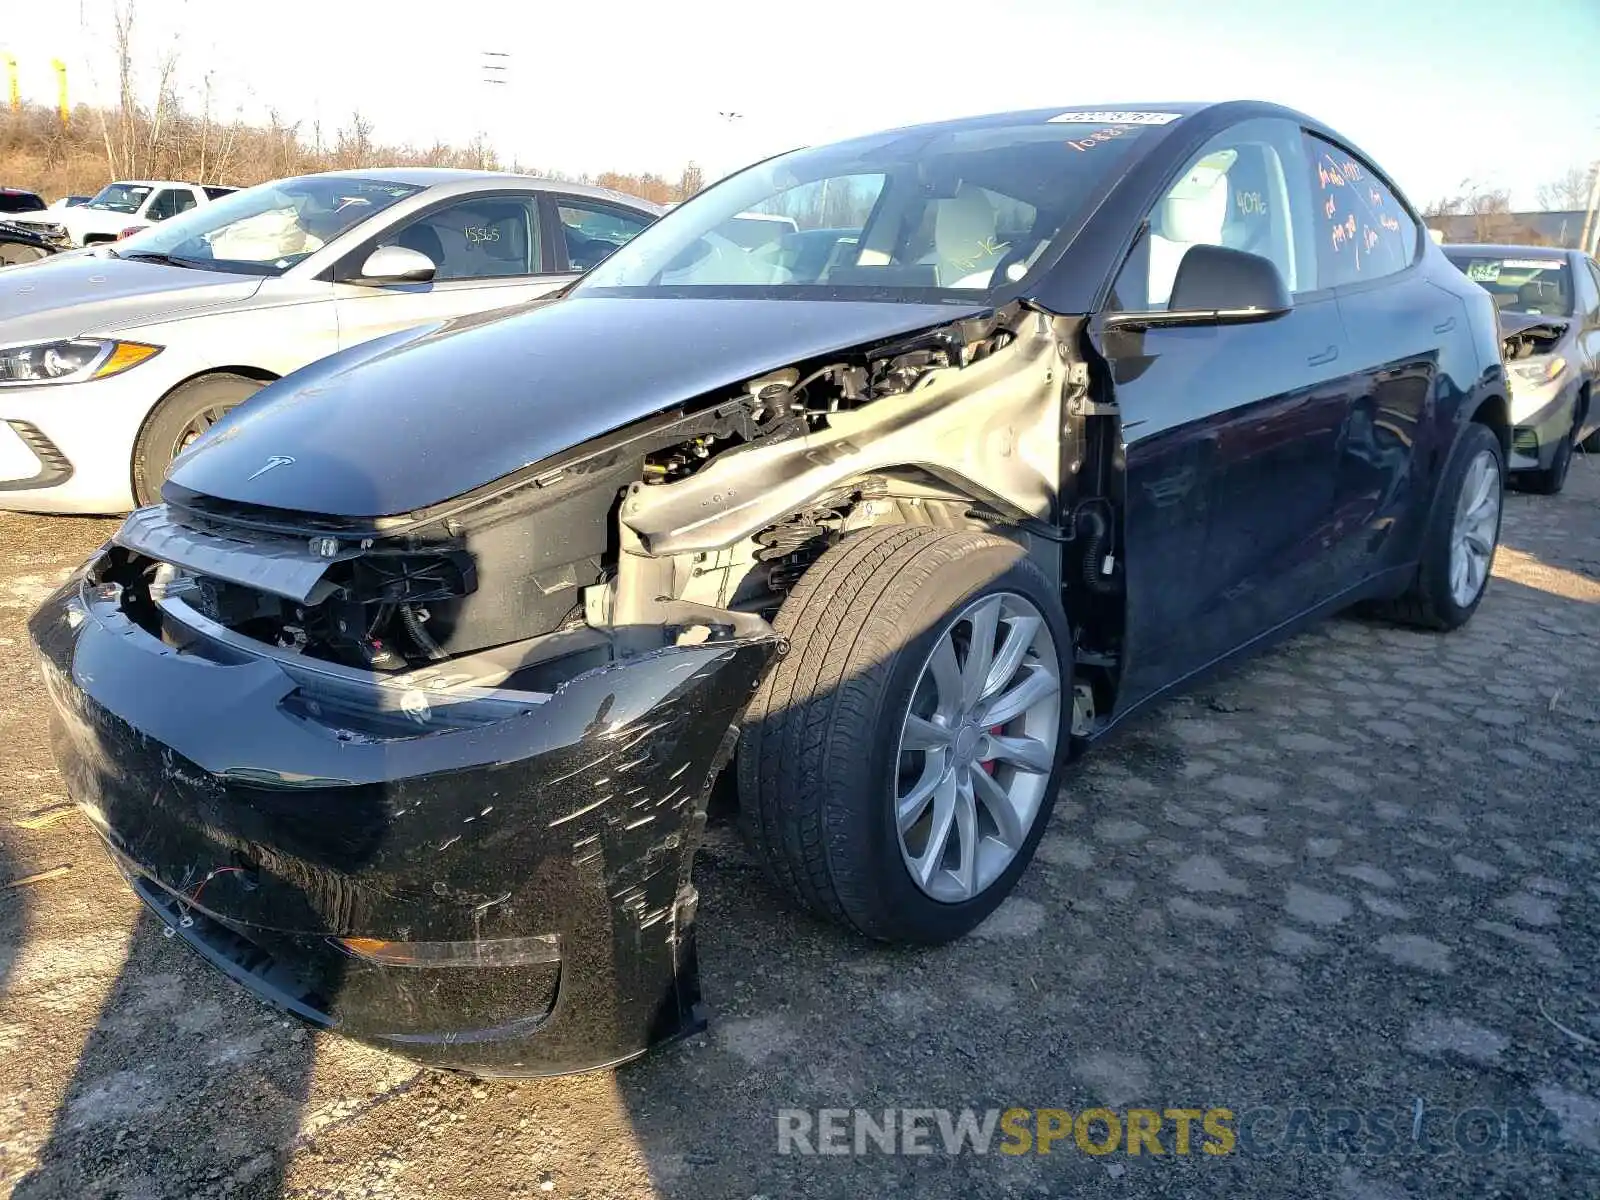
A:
[247, 455, 296, 480]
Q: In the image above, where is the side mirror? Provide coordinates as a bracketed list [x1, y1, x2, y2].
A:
[1107, 244, 1292, 330]
[356, 245, 436, 285]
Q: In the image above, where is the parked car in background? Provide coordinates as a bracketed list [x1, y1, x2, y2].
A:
[0, 219, 58, 268]
[6, 180, 237, 248]
[49, 195, 93, 210]
[0, 168, 661, 512]
[0, 187, 47, 215]
[30, 101, 1510, 1076]
[1443, 244, 1600, 493]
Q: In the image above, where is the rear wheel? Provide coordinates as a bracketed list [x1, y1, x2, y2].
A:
[737, 525, 1072, 943]
[1370, 421, 1503, 631]
[132, 373, 264, 505]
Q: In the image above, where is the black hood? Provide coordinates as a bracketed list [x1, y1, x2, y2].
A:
[167, 296, 987, 518]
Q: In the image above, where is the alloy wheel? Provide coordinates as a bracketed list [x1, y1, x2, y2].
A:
[1449, 448, 1500, 608]
[894, 591, 1061, 903]
[173, 404, 233, 458]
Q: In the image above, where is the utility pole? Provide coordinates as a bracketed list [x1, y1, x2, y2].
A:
[480, 50, 509, 170]
[1580, 113, 1600, 256]
[1581, 159, 1600, 257]
[51, 58, 67, 123]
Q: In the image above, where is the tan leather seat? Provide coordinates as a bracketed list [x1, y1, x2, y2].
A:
[932, 185, 1008, 288]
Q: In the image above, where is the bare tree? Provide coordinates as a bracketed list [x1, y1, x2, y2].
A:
[1536, 164, 1599, 211]
[674, 161, 705, 202]
[85, 0, 182, 180]
[333, 110, 374, 168]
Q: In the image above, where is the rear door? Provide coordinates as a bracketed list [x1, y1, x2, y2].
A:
[1302, 133, 1439, 582]
[333, 191, 572, 351]
[1102, 117, 1359, 703]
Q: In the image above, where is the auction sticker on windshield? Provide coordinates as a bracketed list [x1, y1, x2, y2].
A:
[1466, 262, 1501, 282]
[1048, 111, 1182, 125]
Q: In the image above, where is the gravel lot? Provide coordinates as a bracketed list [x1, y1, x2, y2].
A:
[0, 460, 1596, 1199]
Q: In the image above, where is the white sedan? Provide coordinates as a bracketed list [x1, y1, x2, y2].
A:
[0, 169, 660, 513]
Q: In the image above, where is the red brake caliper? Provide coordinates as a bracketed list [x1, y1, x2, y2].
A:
[979, 725, 1003, 775]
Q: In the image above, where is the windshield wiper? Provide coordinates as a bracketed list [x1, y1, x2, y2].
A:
[120, 251, 201, 269]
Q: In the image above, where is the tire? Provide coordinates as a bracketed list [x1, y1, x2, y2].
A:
[1369, 421, 1503, 631]
[736, 525, 1072, 944]
[1518, 423, 1573, 495]
[132, 373, 264, 505]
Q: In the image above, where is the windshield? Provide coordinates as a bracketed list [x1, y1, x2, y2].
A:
[0, 191, 45, 214]
[87, 183, 153, 213]
[1445, 252, 1573, 317]
[576, 116, 1168, 301]
[115, 176, 424, 276]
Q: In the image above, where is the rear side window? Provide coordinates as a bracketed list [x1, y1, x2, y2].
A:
[1304, 134, 1417, 287]
[146, 189, 198, 221]
[557, 200, 652, 272]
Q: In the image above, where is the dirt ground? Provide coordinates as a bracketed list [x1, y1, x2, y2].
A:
[0, 460, 1596, 1200]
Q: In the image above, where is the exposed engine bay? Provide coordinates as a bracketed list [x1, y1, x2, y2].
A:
[1502, 320, 1566, 362]
[102, 302, 1116, 711]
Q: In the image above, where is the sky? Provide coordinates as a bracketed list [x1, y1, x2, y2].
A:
[3, 0, 1598, 208]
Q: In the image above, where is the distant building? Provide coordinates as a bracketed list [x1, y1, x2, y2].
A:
[1425, 209, 1592, 249]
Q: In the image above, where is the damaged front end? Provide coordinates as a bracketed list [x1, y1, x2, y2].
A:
[30, 295, 1070, 1073]
[1498, 318, 1574, 470]
[30, 529, 780, 1073]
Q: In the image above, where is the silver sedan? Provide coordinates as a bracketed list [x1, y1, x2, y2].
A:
[0, 169, 661, 513]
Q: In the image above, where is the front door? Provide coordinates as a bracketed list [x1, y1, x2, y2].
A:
[333, 192, 574, 351]
[1097, 118, 1359, 706]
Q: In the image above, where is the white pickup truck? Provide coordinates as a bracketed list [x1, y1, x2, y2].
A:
[7, 180, 236, 247]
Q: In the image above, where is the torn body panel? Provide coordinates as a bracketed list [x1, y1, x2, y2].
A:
[620, 308, 1066, 556]
[31, 553, 779, 1074]
[1500, 319, 1567, 362]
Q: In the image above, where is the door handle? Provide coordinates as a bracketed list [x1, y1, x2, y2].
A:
[1434, 316, 1457, 334]
[1307, 345, 1339, 367]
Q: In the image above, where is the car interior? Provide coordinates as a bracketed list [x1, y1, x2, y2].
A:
[385, 200, 538, 280]
[1454, 260, 1574, 316]
[1114, 140, 1303, 311]
[565, 226, 621, 271]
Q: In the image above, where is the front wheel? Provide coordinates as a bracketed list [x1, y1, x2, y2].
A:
[132, 373, 264, 505]
[1517, 418, 1574, 496]
[1370, 421, 1504, 631]
[736, 526, 1072, 944]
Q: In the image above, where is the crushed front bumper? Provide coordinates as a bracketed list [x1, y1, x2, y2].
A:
[29, 552, 780, 1075]
[1507, 380, 1577, 473]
